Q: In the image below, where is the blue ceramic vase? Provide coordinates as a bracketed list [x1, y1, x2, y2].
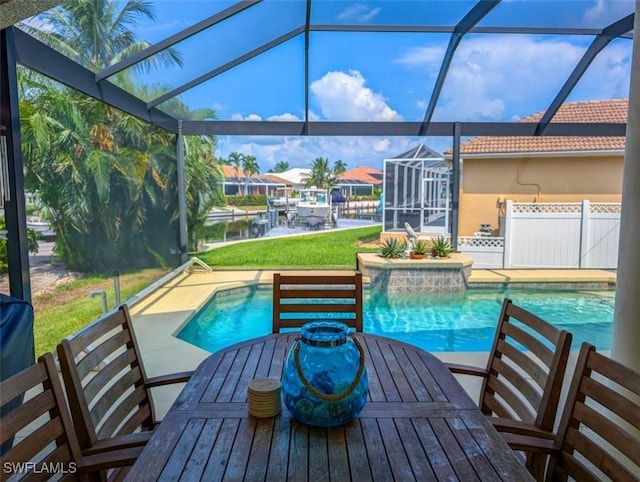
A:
[282, 321, 368, 427]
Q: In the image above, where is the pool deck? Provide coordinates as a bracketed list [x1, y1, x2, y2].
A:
[129, 267, 615, 417]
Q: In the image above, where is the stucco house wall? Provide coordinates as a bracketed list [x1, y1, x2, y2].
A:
[460, 152, 623, 235]
[453, 99, 627, 236]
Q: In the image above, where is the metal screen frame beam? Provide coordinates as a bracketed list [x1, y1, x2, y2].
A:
[12, 28, 178, 133]
[146, 26, 304, 109]
[96, 0, 262, 81]
[420, 0, 501, 136]
[535, 13, 635, 135]
[181, 120, 626, 137]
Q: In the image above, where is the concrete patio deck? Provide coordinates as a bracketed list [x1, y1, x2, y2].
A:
[128, 267, 615, 418]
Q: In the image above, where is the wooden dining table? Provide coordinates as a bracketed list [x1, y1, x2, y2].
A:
[125, 333, 533, 481]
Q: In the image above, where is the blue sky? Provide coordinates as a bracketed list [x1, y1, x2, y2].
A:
[50, 0, 639, 171]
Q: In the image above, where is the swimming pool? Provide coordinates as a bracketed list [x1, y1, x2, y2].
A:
[177, 289, 615, 354]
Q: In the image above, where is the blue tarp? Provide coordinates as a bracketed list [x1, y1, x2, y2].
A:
[1, 293, 35, 455]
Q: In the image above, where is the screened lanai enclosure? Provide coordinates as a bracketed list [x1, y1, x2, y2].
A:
[2, 0, 640, 373]
[383, 144, 450, 235]
[1, 0, 635, 301]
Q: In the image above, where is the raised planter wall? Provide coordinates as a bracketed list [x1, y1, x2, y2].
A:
[357, 253, 473, 293]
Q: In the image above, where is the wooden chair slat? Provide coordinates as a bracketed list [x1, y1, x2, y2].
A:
[3, 416, 65, 465]
[0, 389, 55, 444]
[0, 362, 47, 406]
[486, 374, 536, 422]
[272, 272, 363, 333]
[500, 322, 554, 367]
[90, 366, 144, 428]
[75, 328, 130, 381]
[83, 347, 139, 405]
[496, 339, 548, 389]
[97, 387, 150, 439]
[278, 304, 357, 313]
[564, 426, 640, 481]
[587, 349, 640, 396]
[67, 308, 127, 354]
[483, 391, 514, 420]
[580, 376, 640, 430]
[490, 358, 541, 411]
[571, 401, 640, 464]
[556, 451, 604, 482]
[280, 289, 357, 299]
[506, 303, 561, 343]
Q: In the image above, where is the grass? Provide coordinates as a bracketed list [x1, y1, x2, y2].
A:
[196, 225, 382, 268]
[32, 268, 171, 357]
[30, 225, 382, 357]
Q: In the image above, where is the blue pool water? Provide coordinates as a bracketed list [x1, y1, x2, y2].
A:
[177, 289, 615, 354]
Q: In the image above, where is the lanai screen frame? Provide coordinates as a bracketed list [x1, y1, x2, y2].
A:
[0, 0, 634, 301]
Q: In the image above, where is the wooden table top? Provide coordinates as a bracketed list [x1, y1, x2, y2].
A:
[126, 333, 532, 481]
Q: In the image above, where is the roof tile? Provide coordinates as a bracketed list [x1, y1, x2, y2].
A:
[457, 99, 627, 155]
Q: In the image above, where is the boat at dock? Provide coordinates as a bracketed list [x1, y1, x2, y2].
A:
[296, 187, 331, 228]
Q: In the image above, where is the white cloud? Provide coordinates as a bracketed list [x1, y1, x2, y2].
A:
[398, 36, 589, 120]
[396, 45, 446, 66]
[570, 41, 631, 100]
[583, 0, 635, 26]
[230, 113, 262, 121]
[337, 4, 381, 22]
[267, 113, 302, 121]
[310, 70, 401, 121]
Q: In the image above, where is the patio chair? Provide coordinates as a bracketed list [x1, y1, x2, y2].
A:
[503, 343, 640, 481]
[0, 352, 140, 481]
[56, 304, 193, 457]
[446, 297, 572, 479]
[272, 272, 363, 333]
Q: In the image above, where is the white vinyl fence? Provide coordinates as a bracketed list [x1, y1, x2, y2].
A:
[458, 201, 620, 269]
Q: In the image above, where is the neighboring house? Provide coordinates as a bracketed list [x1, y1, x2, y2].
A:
[272, 167, 377, 197]
[338, 166, 383, 194]
[267, 168, 312, 192]
[448, 99, 627, 236]
[339, 166, 383, 187]
[220, 165, 286, 196]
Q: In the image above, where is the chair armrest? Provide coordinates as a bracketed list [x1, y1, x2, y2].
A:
[146, 370, 194, 388]
[83, 431, 153, 455]
[490, 418, 556, 439]
[79, 445, 143, 471]
[445, 362, 488, 377]
[501, 433, 559, 454]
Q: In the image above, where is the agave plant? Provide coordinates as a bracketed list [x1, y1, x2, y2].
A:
[379, 238, 406, 259]
[429, 236, 452, 258]
[411, 239, 428, 255]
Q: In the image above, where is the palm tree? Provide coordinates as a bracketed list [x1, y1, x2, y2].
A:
[227, 152, 244, 194]
[17, 1, 222, 270]
[303, 157, 338, 190]
[242, 155, 260, 196]
[269, 161, 289, 173]
[334, 160, 348, 175]
[23, 0, 181, 75]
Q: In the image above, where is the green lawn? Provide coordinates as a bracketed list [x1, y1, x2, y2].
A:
[196, 225, 381, 268]
[31, 226, 382, 357]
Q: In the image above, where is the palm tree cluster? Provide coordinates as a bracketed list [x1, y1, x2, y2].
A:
[220, 152, 261, 195]
[15, 0, 224, 272]
[302, 157, 348, 190]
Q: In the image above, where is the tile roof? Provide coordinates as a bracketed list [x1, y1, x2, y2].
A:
[339, 166, 383, 185]
[220, 164, 247, 178]
[455, 99, 627, 155]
